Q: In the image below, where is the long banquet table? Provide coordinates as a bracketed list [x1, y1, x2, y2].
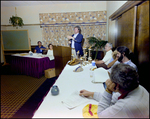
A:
[32, 62, 105, 118]
[11, 53, 55, 78]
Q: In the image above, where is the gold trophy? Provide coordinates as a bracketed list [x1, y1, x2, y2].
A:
[77, 50, 80, 59]
[71, 54, 74, 61]
[80, 57, 83, 67]
[88, 46, 92, 63]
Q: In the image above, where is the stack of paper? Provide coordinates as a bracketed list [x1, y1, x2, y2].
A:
[92, 68, 110, 83]
[62, 90, 89, 109]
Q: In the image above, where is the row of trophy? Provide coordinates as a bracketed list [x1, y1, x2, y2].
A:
[71, 46, 92, 66]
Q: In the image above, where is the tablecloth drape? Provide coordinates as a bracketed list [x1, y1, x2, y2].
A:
[11, 56, 55, 78]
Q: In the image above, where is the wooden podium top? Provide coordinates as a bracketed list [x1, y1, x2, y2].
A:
[53, 46, 71, 57]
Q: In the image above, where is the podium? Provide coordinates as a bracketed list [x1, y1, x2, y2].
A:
[53, 46, 71, 76]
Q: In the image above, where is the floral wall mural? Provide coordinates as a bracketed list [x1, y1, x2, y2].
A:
[39, 11, 107, 47]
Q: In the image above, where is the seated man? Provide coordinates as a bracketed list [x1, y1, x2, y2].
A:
[95, 43, 112, 69]
[80, 63, 149, 118]
[108, 46, 138, 73]
[34, 41, 46, 53]
[106, 50, 119, 69]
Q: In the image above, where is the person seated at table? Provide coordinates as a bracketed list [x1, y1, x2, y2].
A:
[108, 46, 138, 73]
[79, 63, 149, 118]
[94, 43, 113, 69]
[34, 41, 46, 53]
[106, 50, 119, 69]
[42, 43, 54, 60]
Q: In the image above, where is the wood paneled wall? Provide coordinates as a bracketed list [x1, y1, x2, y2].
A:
[108, 19, 116, 47]
[115, 6, 136, 52]
[135, 1, 149, 92]
[108, 1, 149, 92]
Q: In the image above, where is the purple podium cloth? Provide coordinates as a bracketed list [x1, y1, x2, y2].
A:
[11, 56, 55, 78]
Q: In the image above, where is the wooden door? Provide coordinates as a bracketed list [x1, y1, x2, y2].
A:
[108, 19, 117, 47]
[135, 1, 149, 92]
[115, 6, 137, 52]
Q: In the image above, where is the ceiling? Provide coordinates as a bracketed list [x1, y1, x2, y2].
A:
[1, 1, 103, 7]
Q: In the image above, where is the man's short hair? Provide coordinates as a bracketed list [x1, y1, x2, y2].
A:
[74, 26, 81, 33]
[110, 63, 139, 91]
[37, 41, 42, 44]
[107, 43, 112, 49]
[117, 46, 130, 58]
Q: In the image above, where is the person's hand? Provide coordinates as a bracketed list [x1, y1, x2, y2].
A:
[67, 35, 73, 39]
[105, 79, 117, 93]
[115, 55, 119, 60]
[68, 41, 71, 44]
[79, 90, 94, 98]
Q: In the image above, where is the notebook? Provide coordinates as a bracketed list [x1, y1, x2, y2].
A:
[92, 68, 110, 83]
[62, 90, 90, 109]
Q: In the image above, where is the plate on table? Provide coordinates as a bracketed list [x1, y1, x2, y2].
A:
[68, 59, 81, 66]
[20, 53, 29, 56]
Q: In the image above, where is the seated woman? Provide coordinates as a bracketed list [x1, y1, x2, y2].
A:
[42, 44, 54, 60]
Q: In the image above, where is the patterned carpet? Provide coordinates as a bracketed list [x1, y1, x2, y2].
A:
[1, 75, 47, 118]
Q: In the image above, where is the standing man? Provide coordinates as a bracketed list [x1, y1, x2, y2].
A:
[67, 26, 84, 58]
[34, 41, 46, 53]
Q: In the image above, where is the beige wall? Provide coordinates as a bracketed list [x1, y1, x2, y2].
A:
[1, 44, 4, 63]
[1, 2, 107, 45]
[1, 2, 107, 63]
[106, 1, 127, 41]
[1, 1, 128, 63]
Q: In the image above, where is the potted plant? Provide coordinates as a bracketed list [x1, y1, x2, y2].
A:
[87, 36, 108, 60]
[9, 15, 24, 28]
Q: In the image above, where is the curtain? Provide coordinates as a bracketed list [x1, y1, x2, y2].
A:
[39, 11, 107, 47]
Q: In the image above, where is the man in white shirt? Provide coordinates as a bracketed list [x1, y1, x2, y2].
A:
[80, 63, 149, 118]
[95, 43, 113, 69]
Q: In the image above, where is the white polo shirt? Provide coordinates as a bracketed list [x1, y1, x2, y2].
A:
[102, 50, 112, 65]
[71, 33, 79, 48]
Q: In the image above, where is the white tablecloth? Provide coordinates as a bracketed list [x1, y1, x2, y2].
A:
[12, 53, 44, 59]
[32, 63, 105, 118]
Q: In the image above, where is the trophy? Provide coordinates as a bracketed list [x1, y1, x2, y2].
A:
[71, 54, 74, 61]
[77, 50, 80, 59]
[80, 57, 83, 67]
[88, 46, 92, 63]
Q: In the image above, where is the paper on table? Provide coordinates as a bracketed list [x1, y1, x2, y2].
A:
[92, 68, 110, 83]
[62, 90, 90, 109]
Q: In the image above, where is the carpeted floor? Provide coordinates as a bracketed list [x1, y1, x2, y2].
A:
[1, 64, 57, 118]
[12, 76, 57, 118]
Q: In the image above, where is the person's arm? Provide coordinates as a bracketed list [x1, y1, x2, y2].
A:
[95, 60, 105, 64]
[107, 58, 118, 68]
[74, 34, 83, 43]
[41, 46, 46, 50]
[97, 79, 121, 118]
[79, 90, 94, 98]
[34, 46, 37, 53]
[34, 49, 36, 53]
[67, 35, 73, 47]
[79, 90, 102, 102]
